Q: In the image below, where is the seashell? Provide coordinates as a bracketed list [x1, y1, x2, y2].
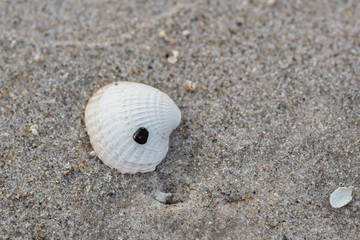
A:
[329, 186, 354, 208]
[85, 81, 181, 174]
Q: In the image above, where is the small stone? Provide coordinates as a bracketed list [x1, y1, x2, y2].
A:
[89, 151, 96, 156]
[183, 80, 196, 91]
[155, 191, 173, 204]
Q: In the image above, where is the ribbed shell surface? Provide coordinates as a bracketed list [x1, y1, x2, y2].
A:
[85, 82, 181, 174]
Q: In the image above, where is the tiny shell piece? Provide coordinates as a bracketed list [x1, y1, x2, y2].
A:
[267, 0, 276, 5]
[34, 54, 44, 63]
[329, 186, 354, 208]
[29, 125, 39, 135]
[182, 30, 191, 36]
[85, 81, 181, 174]
[158, 30, 167, 38]
[183, 80, 196, 91]
[155, 191, 173, 204]
[167, 50, 179, 64]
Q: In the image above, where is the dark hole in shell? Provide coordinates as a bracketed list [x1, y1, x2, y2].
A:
[133, 127, 149, 144]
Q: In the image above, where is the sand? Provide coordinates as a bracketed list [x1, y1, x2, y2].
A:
[1, 0, 359, 239]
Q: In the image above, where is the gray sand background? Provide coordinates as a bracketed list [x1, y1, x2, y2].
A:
[1, 0, 359, 239]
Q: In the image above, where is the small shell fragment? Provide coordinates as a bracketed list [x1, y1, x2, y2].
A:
[183, 80, 196, 91]
[182, 30, 191, 36]
[166, 50, 179, 64]
[266, 0, 276, 5]
[10, 39, 16, 49]
[158, 30, 174, 44]
[34, 54, 44, 63]
[29, 125, 39, 135]
[158, 30, 167, 39]
[329, 186, 354, 208]
[155, 191, 173, 204]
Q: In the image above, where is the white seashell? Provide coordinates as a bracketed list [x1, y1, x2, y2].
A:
[329, 186, 354, 208]
[85, 81, 181, 174]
